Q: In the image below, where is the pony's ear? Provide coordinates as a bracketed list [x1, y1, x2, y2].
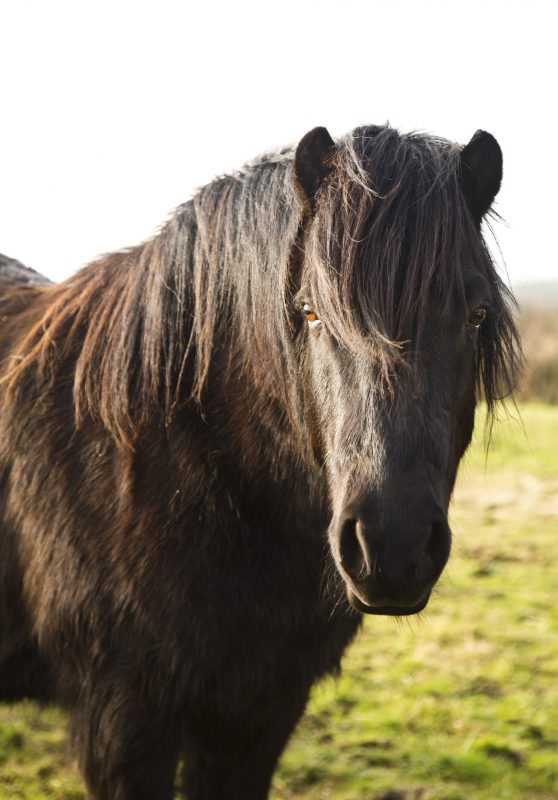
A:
[293, 127, 336, 211]
[460, 130, 503, 221]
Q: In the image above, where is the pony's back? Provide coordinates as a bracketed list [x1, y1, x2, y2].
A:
[0, 253, 50, 287]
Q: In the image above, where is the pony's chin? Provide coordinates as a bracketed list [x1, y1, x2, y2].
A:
[348, 590, 431, 616]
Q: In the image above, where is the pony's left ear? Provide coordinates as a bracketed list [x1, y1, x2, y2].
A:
[460, 130, 503, 221]
[293, 126, 336, 211]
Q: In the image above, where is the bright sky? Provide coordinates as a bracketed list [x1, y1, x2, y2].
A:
[1, 0, 556, 286]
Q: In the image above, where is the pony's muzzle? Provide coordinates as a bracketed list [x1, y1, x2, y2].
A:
[331, 503, 451, 616]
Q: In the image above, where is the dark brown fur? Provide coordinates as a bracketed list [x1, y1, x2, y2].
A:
[0, 124, 520, 799]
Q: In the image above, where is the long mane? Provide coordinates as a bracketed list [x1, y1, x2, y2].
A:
[2, 126, 521, 445]
[307, 127, 521, 402]
[2, 150, 304, 444]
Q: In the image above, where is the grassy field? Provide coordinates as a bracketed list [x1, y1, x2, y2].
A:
[1, 404, 557, 799]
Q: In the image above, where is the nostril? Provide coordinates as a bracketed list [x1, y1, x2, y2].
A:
[425, 519, 451, 575]
[338, 518, 371, 581]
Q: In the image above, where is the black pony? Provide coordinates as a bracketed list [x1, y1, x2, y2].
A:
[0, 124, 520, 799]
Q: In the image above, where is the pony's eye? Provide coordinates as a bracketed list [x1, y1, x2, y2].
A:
[303, 303, 321, 328]
[468, 306, 487, 327]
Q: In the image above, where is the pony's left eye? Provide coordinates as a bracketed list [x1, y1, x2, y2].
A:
[468, 306, 487, 327]
[303, 304, 322, 329]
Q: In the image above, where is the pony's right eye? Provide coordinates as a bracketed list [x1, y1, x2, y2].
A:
[303, 304, 321, 329]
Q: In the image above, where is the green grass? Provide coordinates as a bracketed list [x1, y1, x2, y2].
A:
[1, 403, 557, 799]
[463, 402, 558, 478]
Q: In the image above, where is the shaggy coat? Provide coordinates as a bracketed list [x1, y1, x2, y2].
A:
[0, 124, 520, 799]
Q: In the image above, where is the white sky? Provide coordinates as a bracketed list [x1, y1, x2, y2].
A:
[1, 0, 556, 286]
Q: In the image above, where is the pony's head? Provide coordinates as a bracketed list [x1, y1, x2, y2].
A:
[292, 125, 520, 615]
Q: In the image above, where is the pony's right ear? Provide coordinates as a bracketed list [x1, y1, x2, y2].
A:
[293, 127, 336, 211]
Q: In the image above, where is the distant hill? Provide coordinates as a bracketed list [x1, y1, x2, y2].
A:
[514, 281, 558, 310]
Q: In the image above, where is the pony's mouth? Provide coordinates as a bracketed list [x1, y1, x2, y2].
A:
[348, 590, 431, 616]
